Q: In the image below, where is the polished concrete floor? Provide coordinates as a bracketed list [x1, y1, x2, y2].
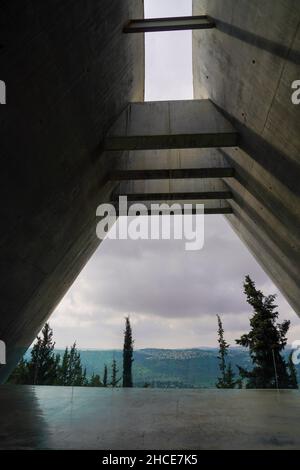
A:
[0, 386, 299, 450]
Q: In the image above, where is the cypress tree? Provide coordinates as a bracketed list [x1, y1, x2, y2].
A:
[216, 315, 237, 388]
[111, 358, 120, 387]
[103, 364, 108, 387]
[236, 276, 292, 389]
[123, 316, 134, 387]
[216, 314, 229, 388]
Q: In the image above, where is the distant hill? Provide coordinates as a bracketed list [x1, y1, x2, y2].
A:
[24, 347, 300, 388]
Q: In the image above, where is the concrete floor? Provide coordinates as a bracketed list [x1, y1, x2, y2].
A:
[0, 386, 299, 450]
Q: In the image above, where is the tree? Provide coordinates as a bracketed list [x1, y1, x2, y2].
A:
[27, 323, 60, 385]
[216, 314, 229, 387]
[89, 373, 103, 387]
[8, 357, 29, 384]
[236, 276, 292, 389]
[58, 343, 86, 386]
[287, 352, 298, 389]
[103, 364, 108, 387]
[224, 363, 240, 388]
[216, 315, 237, 388]
[7, 324, 89, 387]
[58, 347, 70, 385]
[123, 316, 134, 387]
[111, 358, 121, 387]
[68, 343, 86, 386]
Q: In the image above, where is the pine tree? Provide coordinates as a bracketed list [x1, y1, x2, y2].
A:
[8, 357, 29, 384]
[58, 347, 70, 385]
[223, 363, 237, 388]
[59, 342, 86, 386]
[236, 276, 292, 389]
[123, 316, 134, 387]
[89, 373, 103, 387]
[287, 352, 298, 389]
[27, 323, 60, 385]
[82, 367, 88, 386]
[216, 315, 237, 388]
[8, 324, 88, 387]
[69, 343, 83, 386]
[103, 364, 108, 387]
[111, 358, 120, 387]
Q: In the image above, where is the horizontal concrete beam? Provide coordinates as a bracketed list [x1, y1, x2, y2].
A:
[116, 207, 233, 216]
[110, 168, 235, 181]
[112, 191, 233, 201]
[123, 15, 215, 33]
[104, 100, 239, 151]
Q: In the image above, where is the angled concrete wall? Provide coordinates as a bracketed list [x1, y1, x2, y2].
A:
[193, 0, 300, 313]
[0, 0, 144, 382]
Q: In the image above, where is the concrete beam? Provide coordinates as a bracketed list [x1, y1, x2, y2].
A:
[123, 15, 215, 33]
[116, 207, 233, 216]
[112, 191, 233, 202]
[104, 100, 239, 151]
[113, 149, 233, 172]
[110, 168, 235, 180]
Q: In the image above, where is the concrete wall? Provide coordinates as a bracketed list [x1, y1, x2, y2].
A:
[193, 0, 300, 313]
[0, 0, 144, 382]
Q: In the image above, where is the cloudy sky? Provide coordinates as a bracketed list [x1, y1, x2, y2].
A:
[49, 0, 299, 350]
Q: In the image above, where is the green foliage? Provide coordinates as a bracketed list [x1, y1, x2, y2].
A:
[27, 323, 60, 385]
[236, 276, 293, 389]
[57, 343, 87, 386]
[8, 324, 89, 387]
[11, 346, 300, 389]
[111, 358, 121, 387]
[123, 316, 134, 387]
[89, 373, 103, 387]
[216, 315, 238, 388]
[103, 364, 108, 387]
[8, 357, 30, 384]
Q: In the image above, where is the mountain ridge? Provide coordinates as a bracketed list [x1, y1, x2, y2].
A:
[24, 347, 300, 388]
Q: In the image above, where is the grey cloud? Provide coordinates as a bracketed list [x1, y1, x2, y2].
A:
[50, 215, 298, 349]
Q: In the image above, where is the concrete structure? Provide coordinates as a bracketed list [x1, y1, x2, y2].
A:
[0, 386, 299, 450]
[105, 99, 238, 150]
[123, 15, 215, 33]
[0, 0, 299, 388]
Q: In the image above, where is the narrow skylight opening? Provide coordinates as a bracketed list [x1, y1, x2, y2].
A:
[144, 0, 193, 101]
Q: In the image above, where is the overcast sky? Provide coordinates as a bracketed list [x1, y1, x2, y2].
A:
[49, 0, 300, 350]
